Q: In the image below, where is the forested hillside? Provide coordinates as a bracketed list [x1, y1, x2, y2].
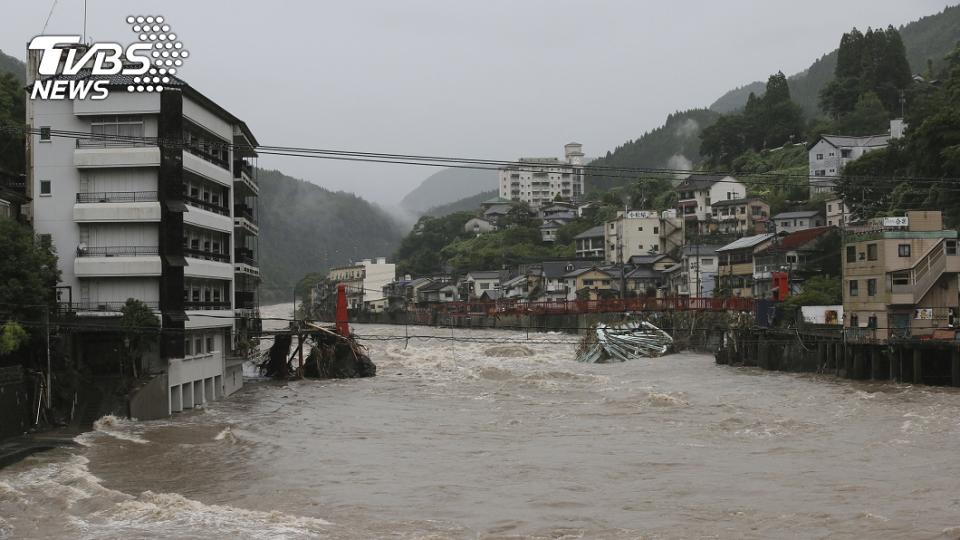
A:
[423, 189, 497, 217]
[584, 109, 720, 192]
[257, 169, 404, 301]
[0, 50, 24, 84]
[710, 4, 960, 116]
[399, 166, 498, 214]
[0, 51, 26, 175]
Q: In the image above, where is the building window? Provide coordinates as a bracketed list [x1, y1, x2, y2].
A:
[841, 149, 852, 158]
[849, 280, 859, 297]
[868, 316, 878, 328]
[816, 153, 823, 160]
[637, 227, 643, 231]
[185, 339, 192, 356]
[206, 336, 214, 353]
[479, 283, 490, 290]
[702, 258, 713, 265]
[898, 244, 911, 257]
[195, 337, 203, 354]
[38, 234, 51, 248]
[653, 226, 659, 234]
[948, 241, 958, 256]
[867, 243, 878, 261]
[40, 126, 51, 142]
[850, 314, 859, 327]
[867, 279, 877, 296]
[892, 273, 909, 286]
[39, 180, 51, 196]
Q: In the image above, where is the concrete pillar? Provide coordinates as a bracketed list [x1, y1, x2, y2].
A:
[890, 348, 900, 382]
[952, 349, 960, 387]
[870, 348, 881, 380]
[913, 349, 923, 385]
[169, 385, 182, 413]
[853, 348, 864, 380]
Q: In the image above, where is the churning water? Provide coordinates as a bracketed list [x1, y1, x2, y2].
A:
[3, 305, 960, 538]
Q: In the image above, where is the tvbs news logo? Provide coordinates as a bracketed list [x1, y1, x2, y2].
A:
[28, 15, 188, 100]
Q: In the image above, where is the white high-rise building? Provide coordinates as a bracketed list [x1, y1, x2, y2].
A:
[498, 143, 585, 209]
[26, 54, 259, 418]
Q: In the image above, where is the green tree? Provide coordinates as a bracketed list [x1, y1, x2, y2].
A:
[831, 91, 890, 135]
[0, 72, 25, 175]
[0, 218, 60, 322]
[0, 321, 28, 356]
[119, 298, 159, 379]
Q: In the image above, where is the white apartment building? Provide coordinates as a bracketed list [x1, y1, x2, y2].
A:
[826, 198, 851, 227]
[328, 257, 396, 310]
[808, 119, 905, 195]
[498, 143, 585, 209]
[675, 174, 747, 233]
[604, 210, 662, 264]
[26, 63, 259, 418]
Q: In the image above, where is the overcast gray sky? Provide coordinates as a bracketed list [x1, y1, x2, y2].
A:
[3, 1, 955, 208]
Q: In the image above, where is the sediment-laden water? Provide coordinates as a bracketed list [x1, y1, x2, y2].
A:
[3, 305, 960, 538]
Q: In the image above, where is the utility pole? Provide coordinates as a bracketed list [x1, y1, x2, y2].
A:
[44, 305, 51, 408]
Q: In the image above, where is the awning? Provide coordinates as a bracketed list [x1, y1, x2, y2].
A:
[164, 311, 189, 322]
[164, 200, 188, 212]
[164, 254, 187, 267]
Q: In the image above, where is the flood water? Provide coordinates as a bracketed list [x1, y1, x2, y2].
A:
[3, 305, 960, 539]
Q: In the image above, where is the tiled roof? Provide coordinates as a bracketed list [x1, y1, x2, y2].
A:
[467, 270, 502, 280]
[541, 260, 594, 279]
[574, 225, 604, 239]
[820, 134, 890, 148]
[676, 173, 735, 191]
[764, 226, 835, 252]
[772, 210, 822, 220]
[680, 244, 724, 257]
[711, 197, 766, 207]
[716, 233, 775, 252]
[563, 266, 611, 278]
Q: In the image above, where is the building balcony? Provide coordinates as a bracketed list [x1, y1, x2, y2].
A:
[73, 191, 161, 223]
[183, 195, 229, 216]
[233, 160, 260, 195]
[234, 204, 259, 235]
[184, 201, 233, 233]
[74, 246, 161, 277]
[58, 300, 160, 317]
[235, 290, 257, 310]
[183, 247, 230, 263]
[184, 255, 234, 280]
[184, 300, 232, 311]
[183, 149, 232, 187]
[74, 141, 161, 169]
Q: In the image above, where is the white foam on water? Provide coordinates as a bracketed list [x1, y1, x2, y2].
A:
[0, 451, 331, 539]
[85, 415, 150, 445]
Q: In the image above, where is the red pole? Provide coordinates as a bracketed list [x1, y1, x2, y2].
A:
[335, 282, 350, 336]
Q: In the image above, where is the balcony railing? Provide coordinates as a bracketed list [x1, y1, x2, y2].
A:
[234, 204, 257, 224]
[233, 160, 255, 180]
[184, 144, 230, 170]
[76, 246, 159, 257]
[76, 138, 156, 149]
[59, 300, 160, 313]
[183, 247, 230, 262]
[76, 191, 158, 203]
[234, 248, 257, 267]
[235, 290, 257, 310]
[183, 194, 230, 216]
[184, 300, 231, 310]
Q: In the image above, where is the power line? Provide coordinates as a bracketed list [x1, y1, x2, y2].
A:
[5, 124, 960, 190]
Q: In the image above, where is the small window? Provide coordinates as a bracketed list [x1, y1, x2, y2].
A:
[39, 180, 51, 196]
[702, 258, 713, 265]
[868, 316, 878, 329]
[653, 227, 659, 234]
[38, 234, 51, 248]
[867, 279, 877, 296]
[892, 273, 909, 286]
[637, 227, 643, 232]
[195, 338, 203, 354]
[948, 241, 958, 256]
[841, 149, 852, 158]
[867, 244, 878, 261]
[184, 339, 192, 356]
[849, 280, 859, 297]
[850, 314, 859, 328]
[40, 126, 51, 142]
[816, 153, 823, 160]
[898, 244, 911, 257]
[206, 336, 214, 352]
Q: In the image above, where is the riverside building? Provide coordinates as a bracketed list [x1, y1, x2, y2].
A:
[26, 58, 260, 418]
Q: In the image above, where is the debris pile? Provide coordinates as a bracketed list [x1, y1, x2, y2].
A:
[575, 321, 674, 363]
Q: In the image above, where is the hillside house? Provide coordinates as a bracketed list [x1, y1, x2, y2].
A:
[716, 234, 776, 297]
[675, 174, 747, 233]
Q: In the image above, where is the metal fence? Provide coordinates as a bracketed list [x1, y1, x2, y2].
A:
[435, 296, 756, 318]
[76, 191, 158, 203]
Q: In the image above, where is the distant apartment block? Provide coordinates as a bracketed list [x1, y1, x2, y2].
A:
[844, 211, 960, 344]
[808, 119, 905, 196]
[675, 174, 747, 234]
[328, 257, 396, 311]
[498, 143, 585, 209]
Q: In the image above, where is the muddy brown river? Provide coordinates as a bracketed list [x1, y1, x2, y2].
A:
[3, 307, 960, 538]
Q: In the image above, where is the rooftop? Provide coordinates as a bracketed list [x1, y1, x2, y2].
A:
[766, 226, 835, 251]
[772, 210, 823, 220]
[676, 173, 736, 192]
[711, 197, 767, 207]
[819, 134, 890, 148]
[716, 233, 776, 252]
[574, 225, 605, 239]
[541, 260, 595, 279]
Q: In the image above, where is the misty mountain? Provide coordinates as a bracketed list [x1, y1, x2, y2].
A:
[399, 167, 498, 214]
[585, 109, 721, 192]
[422, 189, 498, 218]
[257, 169, 404, 302]
[710, 4, 960, 116]
[0, 50, 25, 83]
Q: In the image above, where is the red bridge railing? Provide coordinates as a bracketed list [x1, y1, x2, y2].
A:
[436, 297, 755, 318]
